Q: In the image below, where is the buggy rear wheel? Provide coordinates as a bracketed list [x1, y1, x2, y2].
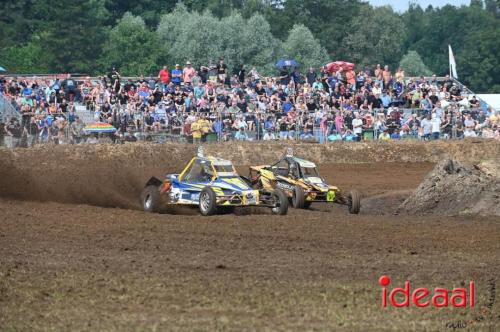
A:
[199, 187, 218, 216]
[292, 185, 305, 209]
[348, 190, 361, 214]
[141, 185, 161, 213]
[271, 189, 288, 215]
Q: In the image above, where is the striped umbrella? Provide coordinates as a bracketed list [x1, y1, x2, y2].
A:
[84, 122, 117, 133]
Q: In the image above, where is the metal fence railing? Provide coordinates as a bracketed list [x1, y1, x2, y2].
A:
[3, 109, 491, 149]
[0, 94, 21, 123]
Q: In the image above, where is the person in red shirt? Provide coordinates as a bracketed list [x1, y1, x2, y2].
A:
[158, 66, 170, 91]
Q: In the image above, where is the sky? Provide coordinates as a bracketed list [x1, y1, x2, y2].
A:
[368, 0, 471, 13]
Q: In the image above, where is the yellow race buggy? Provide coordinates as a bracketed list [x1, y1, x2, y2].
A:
[248, 150, 361, 214]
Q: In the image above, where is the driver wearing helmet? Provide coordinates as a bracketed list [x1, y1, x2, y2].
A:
[289, 162, 300, 179]
[201, 164, 214, 181]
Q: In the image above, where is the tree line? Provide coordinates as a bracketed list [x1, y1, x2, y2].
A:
[0, 0, 498, 93]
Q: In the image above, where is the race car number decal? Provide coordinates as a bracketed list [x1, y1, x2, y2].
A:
[327, 191, 335, 202]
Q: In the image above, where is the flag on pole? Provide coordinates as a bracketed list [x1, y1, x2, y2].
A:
[448, 45, 458, 79]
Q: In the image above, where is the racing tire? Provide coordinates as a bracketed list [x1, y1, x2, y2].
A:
[141, 185, 161, 213]
[348, 190, 361, 214]
[292, 185, 305, 209]
[199, 187, 218, 216]
[271, 189, 288, 215]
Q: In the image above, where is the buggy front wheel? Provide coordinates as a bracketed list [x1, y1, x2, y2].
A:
[348, 190, 361, 214]
[141, 185, 161, 213]
[199, 187, 218, 216]
[271, 189, 288, 215]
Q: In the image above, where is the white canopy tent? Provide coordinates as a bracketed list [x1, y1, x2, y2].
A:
[476, 94, 500, 112]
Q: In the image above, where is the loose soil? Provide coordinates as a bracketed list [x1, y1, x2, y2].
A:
[0, 142, 499, 331]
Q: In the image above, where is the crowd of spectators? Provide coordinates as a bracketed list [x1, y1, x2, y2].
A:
[1, 59, 499, 148]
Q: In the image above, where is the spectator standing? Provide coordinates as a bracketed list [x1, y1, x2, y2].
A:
[158, 66, 170, 90]
[430, 113, 441, 140]
[420, 114, 432, 140]
[183, 61, 196, 85]
[61, 74, 77, 102]
[70, 116, 85, 144]
[190, 117, 202, 144]
[306, 67, 317, 85]
[237, 64, 246, 83]
[26, 117, 39, 147]
[352, 113, 363, 141]
[464, 114, 477, 138]
[108, 67, 121, 93]
[374, 64, 383, 87]
[216, 58, 228, 85]
[198, 114, 212, 142]
[441, 114, 453, 139]
[382, 65, 392, 90]
[172, 64, 183, 86]
[4, 118, 22, 149]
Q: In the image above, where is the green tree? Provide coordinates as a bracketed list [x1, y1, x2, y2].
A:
[0, 0, 38, 49]
[399, 51, 432, 77]
[156, 4, 278, 74]
[238, 13, 280, 74]
[281, 24, 329, 70]
[0, 38, 51, 73]
[264, 0, 367, 57]
[36, 0, 110, 73]
[460, 25, 500, 93]
[342, 6, 406, 71]
[104, 0, 178, 27]
[101, 12, 160, 76]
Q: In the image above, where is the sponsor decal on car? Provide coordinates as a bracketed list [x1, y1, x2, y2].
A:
[277, 182, 295, 191]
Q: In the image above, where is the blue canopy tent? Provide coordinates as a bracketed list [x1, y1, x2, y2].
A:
[276, 59, 297, 68]
[0, 66, 6, 72]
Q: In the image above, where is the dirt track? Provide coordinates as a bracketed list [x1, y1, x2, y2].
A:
[0, 141, 499, 331]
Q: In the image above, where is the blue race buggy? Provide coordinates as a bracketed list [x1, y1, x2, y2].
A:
[140, 148, 288, 216]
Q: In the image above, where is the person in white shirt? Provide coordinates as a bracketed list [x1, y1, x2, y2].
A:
[464, 114, 477, 137]
[352, 113, 363, 141]
[262, 130, 276, 140]
[430, 113, 441, 140]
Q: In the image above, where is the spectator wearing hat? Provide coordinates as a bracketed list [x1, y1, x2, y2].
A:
[183, 61, 196, 84]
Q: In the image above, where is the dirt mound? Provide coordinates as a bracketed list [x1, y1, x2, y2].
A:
[360, 190, 413, 215]
[398, 159, 500, 216]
